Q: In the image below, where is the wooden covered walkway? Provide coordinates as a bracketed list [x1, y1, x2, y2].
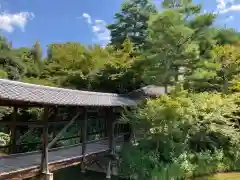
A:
[0, 79, 136, 180]
[0, 137, 124, 180]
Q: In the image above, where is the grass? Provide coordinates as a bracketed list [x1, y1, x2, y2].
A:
[194, 173, 240, 180]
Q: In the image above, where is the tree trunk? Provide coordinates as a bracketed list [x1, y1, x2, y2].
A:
[164, 84, 168, 94]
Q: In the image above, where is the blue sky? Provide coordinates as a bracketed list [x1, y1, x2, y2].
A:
[0, 0, 240, 52]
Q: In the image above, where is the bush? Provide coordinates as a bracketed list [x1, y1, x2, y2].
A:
[119, 92, 240, 179]
[0, 132, 10, 146]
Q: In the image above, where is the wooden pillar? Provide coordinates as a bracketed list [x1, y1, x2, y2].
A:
[104, 107, 108, 138]
[40, 106, 54, 180]
[39, 173, 53, 180]
[51, 107, 58, 147]
[106, 107, 116, 179]
[123, 107, 133, 143]
[41, 107, 49, 174]
[81, 107, 88, 173]
[9, 106, 18, 154]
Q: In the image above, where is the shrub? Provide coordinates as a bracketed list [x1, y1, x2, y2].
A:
[0, 132, 10, 146]
[120, 91, 240, 179]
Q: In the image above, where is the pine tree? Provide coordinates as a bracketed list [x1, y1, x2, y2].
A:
[143, 10, 200, 91]
[108, 0, 156, 50]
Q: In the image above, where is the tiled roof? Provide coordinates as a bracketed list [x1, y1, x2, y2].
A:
[128, 85, 166, 99]
[0, 79, 137, 106]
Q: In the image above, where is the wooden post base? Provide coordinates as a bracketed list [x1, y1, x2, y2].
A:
[106, 160, 112, 179]
[111, 162, 118, 176]
[81, 163, 86, 173]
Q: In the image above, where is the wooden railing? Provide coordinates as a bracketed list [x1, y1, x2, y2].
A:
[0, 119, 130, 154]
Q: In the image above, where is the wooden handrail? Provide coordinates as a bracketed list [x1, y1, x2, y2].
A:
[0, 130, 111, 150]
[0, 118, 108, 126]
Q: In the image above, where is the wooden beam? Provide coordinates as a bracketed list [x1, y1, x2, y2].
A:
[41, 107, 49, 174]
[0, 108, 104, 127]
[0, 110, 102, 127]
[104, 107, 108, 138]
[0, 99, 43, 107]
[0, 131, 109, 150]
[0, 151, 107, 180]
[47, 112, 80, 149]
[81, 107, 88, 173]
[109, 109, 116, 153]
[0, 108, 77, 127]
[0, 119, 78, 126]
[9, 106, 18, 154]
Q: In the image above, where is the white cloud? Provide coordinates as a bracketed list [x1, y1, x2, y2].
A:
[82, 13, 92, 24]
[92, 19, 111, 43]
[216, 0, 240, 13]
[220, 4, 240, 13]
[0, 11, 34, 33]
[81, 13, 110, 46]
[216, 0, 227, 10]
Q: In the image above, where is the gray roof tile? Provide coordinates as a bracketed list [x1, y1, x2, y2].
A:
[0, 79, 137, 106]
[128, 85, 166, 99]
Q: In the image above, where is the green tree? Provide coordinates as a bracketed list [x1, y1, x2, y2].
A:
[163, 0, 217, 58]
[143, 10, 199, 92]
[45, 42, 88, 86]
[184, 59, 221, 92]
[120, 92, 240, 179]
[0, 36, 26, 80]
[211, 45, 240, 93]
[92, 39, 143, 93]
[162, 0, 201, 14]
[45, 42, 110, 89]
[186, 44, 240, 92]
[13, 47, 36, 77]
[215, 28, 240, 46]
[188, 14, 217, 58]
[108, 0, 157, 50]
[30, 41, 43, 74]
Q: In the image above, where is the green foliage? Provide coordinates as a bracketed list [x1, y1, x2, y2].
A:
[143, 9, 200, 89]
[108, 0, 157, 49]
[22, 77, 56, 86]
[1, 1, 240, 179]
[186, 45, 240, 92]
[92, 39, 144, 93]
[230, 79, 240, 92]
[120, 92, 240, 179]
[0, 132, 10, 146]
[0, 69, 7, 78]
[42, 41, 143, 92]
[13, 47, 40, 77]
[215, 29, 240, 45]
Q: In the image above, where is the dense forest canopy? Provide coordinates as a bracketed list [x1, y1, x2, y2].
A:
[0, 0, 240, 93]
[1, 0, 240, 179]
